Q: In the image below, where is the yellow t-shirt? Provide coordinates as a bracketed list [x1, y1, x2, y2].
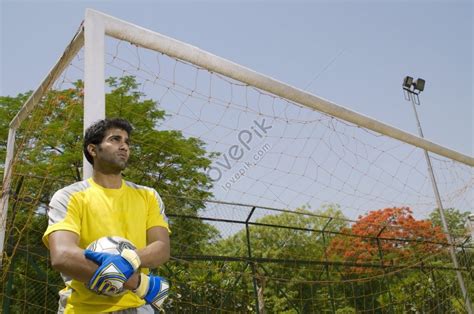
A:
[42, 178, 170, 313]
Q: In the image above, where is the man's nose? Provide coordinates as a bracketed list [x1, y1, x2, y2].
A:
[119, 142, 129, 151]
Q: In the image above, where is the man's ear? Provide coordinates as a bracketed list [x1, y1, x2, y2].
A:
[87, 144, 97, 158]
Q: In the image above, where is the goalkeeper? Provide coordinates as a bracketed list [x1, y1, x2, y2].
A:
[42, 118, 170, 313]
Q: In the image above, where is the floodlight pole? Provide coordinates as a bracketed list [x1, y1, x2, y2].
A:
[403, 81, 473, 314]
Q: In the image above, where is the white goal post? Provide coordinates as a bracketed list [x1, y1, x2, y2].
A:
[1, 9, 473, 300]
[87, 9, 474, 167]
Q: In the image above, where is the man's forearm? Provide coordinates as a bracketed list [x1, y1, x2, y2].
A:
[136, 240, 170, 268]
[50, 245, 97, 283]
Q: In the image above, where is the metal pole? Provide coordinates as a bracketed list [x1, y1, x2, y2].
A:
[2, 256, 14, 313]
[321, 218, 336, 314]
[245, 206, 260, 314]
[459, 239, 473, 281]
[406, 91, 473, 314]
[375, 226, 395, 314]
[429, 268, 441, 311]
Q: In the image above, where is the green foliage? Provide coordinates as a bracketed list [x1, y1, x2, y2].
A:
[335, 306, 356, 314]
[160, 261, 254, 312]
[218, 204, 347, 259]
[215, 204, 349, 312]
[0, 92, 31, 178]
[377, 270, 462, 312]
[429, 207, 470, 239]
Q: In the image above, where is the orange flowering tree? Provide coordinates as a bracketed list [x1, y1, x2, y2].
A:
[326, 207, 453, 312]
[328, 207, 447, 273]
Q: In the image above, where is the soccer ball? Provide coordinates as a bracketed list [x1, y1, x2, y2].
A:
[86, 236, 137, 296]
[86, 236, 136, 254]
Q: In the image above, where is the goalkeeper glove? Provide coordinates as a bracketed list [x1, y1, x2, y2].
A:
[133, 273, 170, 309]
[84, 249, 141, 296]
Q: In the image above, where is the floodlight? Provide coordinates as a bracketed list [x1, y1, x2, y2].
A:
[413, 78, 425, 92]
[403, 76, 413, 89]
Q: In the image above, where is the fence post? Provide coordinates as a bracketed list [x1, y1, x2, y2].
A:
[375, 226, 395, 314]
[259, 263, 300, 313]
[2, 257, 14, 314]
[322, 217, 336, 314]
[245, 206, 260, 314]
[459, 237, 473, 280]
[429, 268, 440, 311]
[1, 175, 24, 313]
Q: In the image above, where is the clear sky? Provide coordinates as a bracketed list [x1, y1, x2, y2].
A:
[1, 1, 472, 157]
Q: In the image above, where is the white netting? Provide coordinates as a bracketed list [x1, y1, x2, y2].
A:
[104, 38, 472, 220]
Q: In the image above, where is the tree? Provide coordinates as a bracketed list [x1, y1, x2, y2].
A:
[429, 207, 474, 305]
[328, 207, 446, 270]
[213, 204, 349, 313]
[429, 207, 471, 239]
[327, 207, 452, 312]
[0, 92, 30, 177]
[376, 269, 464, 313]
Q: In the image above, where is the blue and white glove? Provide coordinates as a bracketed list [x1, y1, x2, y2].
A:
[133, 273, 170, 309]
[84, 249, 141, 296]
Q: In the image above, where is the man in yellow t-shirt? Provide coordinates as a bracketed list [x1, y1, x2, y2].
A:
[43, 118, 170, 313]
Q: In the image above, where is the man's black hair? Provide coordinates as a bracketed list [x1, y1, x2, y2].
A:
[83, 118, 133, 165]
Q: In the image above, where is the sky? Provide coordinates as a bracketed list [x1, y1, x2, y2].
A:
[0, 1, 472, 219]
[1, 1, 472, 156]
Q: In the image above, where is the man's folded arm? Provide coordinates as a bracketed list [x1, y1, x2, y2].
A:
[136, 226, 170, 269]
[48, 230, 140, 290]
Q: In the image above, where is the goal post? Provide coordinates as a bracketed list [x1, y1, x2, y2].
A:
[0, 27, 84, 267]
[93, 10, 472, 166]
[83, 9, 105, 179]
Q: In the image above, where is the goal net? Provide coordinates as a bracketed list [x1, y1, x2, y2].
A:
[1, 9, 472, 313]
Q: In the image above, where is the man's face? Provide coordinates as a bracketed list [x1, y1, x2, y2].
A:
[94, 128, 130, 172]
